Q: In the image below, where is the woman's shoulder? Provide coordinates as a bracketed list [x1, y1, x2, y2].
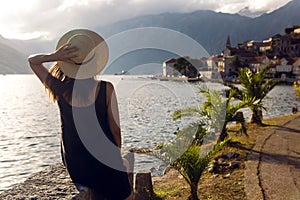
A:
[97, 80, 114, 90]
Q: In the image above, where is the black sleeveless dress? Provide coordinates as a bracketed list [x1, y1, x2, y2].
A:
[46, 76, 131, 199]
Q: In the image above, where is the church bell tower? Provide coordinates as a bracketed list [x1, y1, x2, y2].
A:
[226, 35, 231, 49]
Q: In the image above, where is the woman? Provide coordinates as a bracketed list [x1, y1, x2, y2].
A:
[28, 29, 132, 200]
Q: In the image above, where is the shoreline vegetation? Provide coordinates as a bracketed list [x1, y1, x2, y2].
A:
[0, 113, 299, 200]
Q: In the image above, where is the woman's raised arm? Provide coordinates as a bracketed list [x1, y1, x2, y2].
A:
[28, 44, 78, 84]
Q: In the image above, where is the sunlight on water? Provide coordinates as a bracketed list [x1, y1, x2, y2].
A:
[0, 75, 61, 191]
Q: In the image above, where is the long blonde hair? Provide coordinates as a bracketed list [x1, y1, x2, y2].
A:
[45, 63, 74, 103]
[45, 63, 97, 103]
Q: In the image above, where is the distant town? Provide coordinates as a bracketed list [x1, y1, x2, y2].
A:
[162, 25, 300, 83]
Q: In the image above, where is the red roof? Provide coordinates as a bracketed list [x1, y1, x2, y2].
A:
[248, 56, 265, 64]
[287, 58, 300, 65]
[164, 58, 176, 64]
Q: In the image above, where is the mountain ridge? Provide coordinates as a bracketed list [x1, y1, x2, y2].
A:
[98, 0, 300, 55]
[0, 36, 31, 74]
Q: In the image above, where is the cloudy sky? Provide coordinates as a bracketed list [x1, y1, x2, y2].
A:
[0, 0, 291, 40]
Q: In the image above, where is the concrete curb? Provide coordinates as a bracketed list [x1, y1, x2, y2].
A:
[245, 116, 300, 200]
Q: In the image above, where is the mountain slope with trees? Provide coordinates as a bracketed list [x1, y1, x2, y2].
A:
[0, 38, 31, 74]
[99, 0, 300, 55]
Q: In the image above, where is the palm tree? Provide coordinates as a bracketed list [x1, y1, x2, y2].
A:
[154, 125, 228, 200]
[173, 86, 247, 142]
[172, 142, 226, 200]
[229, 66, 278, 125]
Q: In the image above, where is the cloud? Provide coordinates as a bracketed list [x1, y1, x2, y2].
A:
[249, 0, 291, 13]
[0, 0, 291, 40]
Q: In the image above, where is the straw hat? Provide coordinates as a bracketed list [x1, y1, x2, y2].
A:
[56, 29, 109, 79]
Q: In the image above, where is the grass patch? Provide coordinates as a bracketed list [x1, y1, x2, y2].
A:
[154, 185, 184, 199]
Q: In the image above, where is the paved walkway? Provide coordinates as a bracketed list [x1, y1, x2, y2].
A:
[245, 116, 300, 200]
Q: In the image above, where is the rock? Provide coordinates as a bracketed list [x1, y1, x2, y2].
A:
[212, 174, 219, 178]
[223, 173, 231, 178]
[163, 165, 173, 175]
[292, 107, 298, 114]
[223, 152, 239, 159]
[72, 189, 91, 200]
[207, 160, 218, 173]
[217, 158, 226, 165]
[134, 171, 154, 200]
[0, 163, 79, 200]
[130, 147, 153, 154]
[234, 111, 244, 124]
[230, 161, 240, 169]
[208, 154, 242, 174]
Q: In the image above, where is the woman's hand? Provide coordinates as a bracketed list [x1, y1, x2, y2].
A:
[28, 43, 79, 83]
[51, 44, 79, 64]
[28, 44, 79, 65]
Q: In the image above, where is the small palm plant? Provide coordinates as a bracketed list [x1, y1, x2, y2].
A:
[154, 124, 228, 200]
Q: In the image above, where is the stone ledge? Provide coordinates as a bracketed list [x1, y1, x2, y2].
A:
[0, 163, 80, 200]
[0, 160, 154, 200]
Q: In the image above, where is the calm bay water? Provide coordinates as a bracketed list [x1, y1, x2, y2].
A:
[0, 74, 299, 191]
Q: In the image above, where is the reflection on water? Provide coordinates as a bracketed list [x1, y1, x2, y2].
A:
[0, 74, 300, 191]
[0, 75, 61, 191]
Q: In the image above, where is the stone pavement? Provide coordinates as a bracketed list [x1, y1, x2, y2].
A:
[245, 116, 300, 200]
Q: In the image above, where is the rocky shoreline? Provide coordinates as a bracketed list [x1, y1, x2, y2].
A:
[0, 163, 80, 200]
[0, 160, 158, 200]
[0, 149, 157, 200]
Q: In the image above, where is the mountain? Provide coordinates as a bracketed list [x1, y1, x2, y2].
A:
[243, 0, 300, 40]
[0, 34, 54, 55]
[0, 36, 31, 74]
[0, 33, 55, 74]
[98, 10, 250, 55]
[99, 0, 300, 55]
[238, 7, 266, 18]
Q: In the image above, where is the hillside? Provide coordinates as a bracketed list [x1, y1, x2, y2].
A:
[99, 0, 300, 55]
[238, 0, 300, 40]
[98, 10, 250, 55]
[0, 37, 31, 74]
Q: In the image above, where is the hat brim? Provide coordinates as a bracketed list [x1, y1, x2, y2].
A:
[56, 29, 109, 79]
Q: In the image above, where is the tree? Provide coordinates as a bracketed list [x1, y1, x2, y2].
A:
[154, 124, 228, 200]
[173, 57, 198, 78]
[173, 86, 247, 142]
[228, 66, 278, 125]
[231, 56, 242, 71]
